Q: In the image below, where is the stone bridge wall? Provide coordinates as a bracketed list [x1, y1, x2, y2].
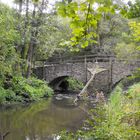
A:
[34, 60, 140, 93]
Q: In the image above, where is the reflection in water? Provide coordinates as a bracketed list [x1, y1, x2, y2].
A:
[0, 95, 89, 140]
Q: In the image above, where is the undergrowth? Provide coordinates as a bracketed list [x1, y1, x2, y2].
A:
[0, 76, 53, 104]
[66, 77, 84, 91]
[59, 84, 140, 140]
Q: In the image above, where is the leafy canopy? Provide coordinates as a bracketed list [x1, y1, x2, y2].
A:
[0, 3, 20, 80]
[56, 0, 119, 51]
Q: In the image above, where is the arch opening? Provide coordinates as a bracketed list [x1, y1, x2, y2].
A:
[49, 76, 69, 93]
[112, 75, 140, 91]
[49, 76, 84, 94]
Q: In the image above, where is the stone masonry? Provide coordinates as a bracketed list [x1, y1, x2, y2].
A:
[33, 59, 140, 93]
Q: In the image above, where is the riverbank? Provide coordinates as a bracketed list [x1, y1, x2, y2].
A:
[0, 76, 53, 105]
[59, 83, 140, 140]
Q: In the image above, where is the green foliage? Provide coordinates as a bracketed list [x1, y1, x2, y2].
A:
[0, 3, 20, 80]
[35, 16, 72, 60]
[0, 87, 22, 104]
[0, 76, 53, 104]
[0, 87, 6, 104]
[11, 76, 54, 101]
[114, 20, 140, 60]
[115, 42, 139, 60]
[56, 0, 119, 51]
[66, 77, 84, 91]
[127, 0, 140, 19]
[127, 82, 140, 99]
[117, 1, 140, 61]
[0, 1, 55, 104]
[91, 86, 140, 140]
[59, 85, 140, 140]
[59, 130, 75, 140]
[133, 68, 140, 78]
[129, 21, 140, 43]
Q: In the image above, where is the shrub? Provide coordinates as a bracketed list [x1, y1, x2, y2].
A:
[66, 77, 84, 91]
[11, 76, 54, 101]
[0, 76, 54, 104]
[0, 87, 22, 104]
[0, 86, 6, 104]
[59, 85, 140, 140]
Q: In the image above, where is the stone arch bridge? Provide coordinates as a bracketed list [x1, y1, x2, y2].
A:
[33, 55, 140, 93]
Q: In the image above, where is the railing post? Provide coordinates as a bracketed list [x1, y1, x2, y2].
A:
[109, 57, 113, 91]
[32, 61, 35, 69]
[43, 61, 45, 80]
[84, 55, 87, 83]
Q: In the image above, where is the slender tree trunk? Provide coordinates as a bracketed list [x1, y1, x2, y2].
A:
[19, 0, 23, 15]
[26, 0, 46, 78]
[22, 0, 29, 60]
[16, 0, 30, 76]
[26, 4, 36, 78]
[14, 0, 23, 73]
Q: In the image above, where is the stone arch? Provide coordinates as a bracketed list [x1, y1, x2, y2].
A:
[111, 74, 140, 91]
[112, 75, 131, 89]
[49, 75, 84, 92]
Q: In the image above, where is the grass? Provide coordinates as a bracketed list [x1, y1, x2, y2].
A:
[59, 84, 140, 140]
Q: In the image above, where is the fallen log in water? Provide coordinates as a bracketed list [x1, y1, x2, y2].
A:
[0, 131, 10, 140]
[74, 64, 106, 103]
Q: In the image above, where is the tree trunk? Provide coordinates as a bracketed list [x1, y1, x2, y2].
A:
[26, 3, 36, 78]
[26, 0, 46, 78]
[17, 0, 30, 76]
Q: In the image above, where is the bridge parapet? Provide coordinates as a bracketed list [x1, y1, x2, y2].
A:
[44, 54, 115, 65]
[34, 55, 140, 93]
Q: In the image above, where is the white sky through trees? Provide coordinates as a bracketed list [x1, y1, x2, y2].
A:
[0, 0, 135, 7]
[0, 0, 58, 7]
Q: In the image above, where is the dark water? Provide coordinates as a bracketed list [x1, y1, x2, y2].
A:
[0, 95, 89, 140]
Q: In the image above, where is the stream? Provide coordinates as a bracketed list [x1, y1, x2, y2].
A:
[0, 94, 91, 140]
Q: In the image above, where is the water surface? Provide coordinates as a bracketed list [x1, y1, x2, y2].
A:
[0, 95, 89, 140]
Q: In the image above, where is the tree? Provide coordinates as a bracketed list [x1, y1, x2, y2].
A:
[114, 0, 140, 61]
[13, 0, 55, 77]
[0, 3, 20, 83]
[56, 0, 121, 51]
[35, 15, 72, 60]
[12, 0, 72, 77]
[127, 0, 140, 19]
